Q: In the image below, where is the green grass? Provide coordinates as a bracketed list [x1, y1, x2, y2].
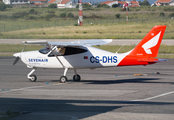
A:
[0, 44, 43, 56]
[1, 6, 174, 35]
[0, 44, 43, 52]
[1, 23, 174, 39]
[1, 44, 174, 58]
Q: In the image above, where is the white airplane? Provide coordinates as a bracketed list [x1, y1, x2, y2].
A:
[13, 25, 167, 83]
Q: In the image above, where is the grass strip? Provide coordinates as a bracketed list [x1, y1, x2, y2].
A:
[1, 23, 174, 39]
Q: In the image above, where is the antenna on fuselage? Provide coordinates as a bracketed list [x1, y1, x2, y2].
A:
[116, 44, 125, 53]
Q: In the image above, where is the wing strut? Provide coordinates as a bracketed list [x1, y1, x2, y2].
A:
[51, 46, 65, 68]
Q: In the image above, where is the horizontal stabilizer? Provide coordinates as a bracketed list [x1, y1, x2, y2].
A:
[156, 59, 168, 62]
[138, 58, 168, 63]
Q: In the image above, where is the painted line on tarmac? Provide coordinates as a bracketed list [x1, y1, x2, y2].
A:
[0, 83, 63, 93]
[131, 91, 174, 101]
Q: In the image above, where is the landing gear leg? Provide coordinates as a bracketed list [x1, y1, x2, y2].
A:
[28, 69, 37, 82]
[73, 69, 81, 82]
[60, 68, 68, 83]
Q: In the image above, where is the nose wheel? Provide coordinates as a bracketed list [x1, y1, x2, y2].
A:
[28, 69, 37, 82]
[60, 76, 67, 83]
[29, 74, 37, 82]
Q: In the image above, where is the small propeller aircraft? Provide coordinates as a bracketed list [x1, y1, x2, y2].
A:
[13, 25, 167, 83]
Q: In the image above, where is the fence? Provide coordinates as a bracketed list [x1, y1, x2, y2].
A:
[0, 21, 77, 32]
[0, 16, 173, 32]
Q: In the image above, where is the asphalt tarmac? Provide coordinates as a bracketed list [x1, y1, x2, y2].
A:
[0, 57, 174, 120]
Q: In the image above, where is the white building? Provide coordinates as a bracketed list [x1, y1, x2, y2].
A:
[3, 0, 30, 4]
[57, 0, 72, 8]
[155, 0, 174, 6]
[49, 0, 76, 8]
[3, 0, 49, 5]
[30, 0, 47, 4]
[48, 0, 61, 4]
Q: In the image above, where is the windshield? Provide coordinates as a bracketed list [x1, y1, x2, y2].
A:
[39, 47, 50, 54]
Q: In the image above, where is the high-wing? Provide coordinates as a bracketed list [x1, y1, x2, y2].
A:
[23, 39, 112, 47]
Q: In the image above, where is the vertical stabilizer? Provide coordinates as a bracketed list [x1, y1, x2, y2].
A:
[118, 25, 167, 66]
[129, 25, 166, 57]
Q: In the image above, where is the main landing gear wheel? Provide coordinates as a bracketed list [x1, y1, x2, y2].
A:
[73, 74, 81, 82]
[60, 76, 67, 83]
[29, 74, 37, 82]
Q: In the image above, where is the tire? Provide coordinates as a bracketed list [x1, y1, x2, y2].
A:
[29, 74, 37, 82]
[60, 76, 67, 83]
[73, 74, 81, 82]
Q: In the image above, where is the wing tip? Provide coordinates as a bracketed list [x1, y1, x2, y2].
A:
[22, 40, 47, 44]
[100, 39, 113, 43]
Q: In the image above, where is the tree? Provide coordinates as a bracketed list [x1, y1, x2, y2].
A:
[0, 2, 6, 11]
[112, 4, 118, 8]
[48, 3, 57, 8]
[29, 9, 35, 14]
[159, 12, 165, 17]
[67, 13, 74, 17]
[115, 14, 121, 18]
[97, 4, 110, 8]
[141, 0, 150, 6]
[60, 13, 66, 18]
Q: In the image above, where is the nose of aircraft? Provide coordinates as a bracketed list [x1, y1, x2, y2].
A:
[13, 52, 21, 65]
[13, 52, 21, 58]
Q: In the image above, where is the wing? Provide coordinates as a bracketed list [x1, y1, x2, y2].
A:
[22, 40, 48, 46]
[22, 39, 112, 47]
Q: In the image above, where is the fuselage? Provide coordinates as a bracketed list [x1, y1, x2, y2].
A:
[17, 45, 154, 69]
[18, 45, 130, 69]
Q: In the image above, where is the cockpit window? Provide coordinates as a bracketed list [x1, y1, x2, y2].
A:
[48, 47, 66, 57]
[64, 47, 87, 55]
[39, 47, 50, 54]
[48, 47, 87, 57]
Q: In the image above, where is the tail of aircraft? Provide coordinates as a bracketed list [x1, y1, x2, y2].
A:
[129, 25, 166, 57]
[118, 25, 167, 66]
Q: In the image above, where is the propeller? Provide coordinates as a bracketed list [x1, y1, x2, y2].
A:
[13, 57, 20, 65]
[13, 46, 26, 65]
